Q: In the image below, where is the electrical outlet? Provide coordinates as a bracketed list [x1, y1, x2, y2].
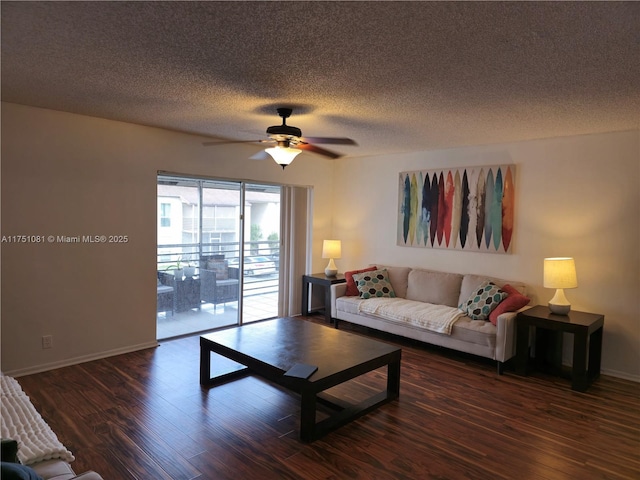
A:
[42, 335, 53, 349]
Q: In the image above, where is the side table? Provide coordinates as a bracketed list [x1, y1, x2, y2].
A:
[515, 305, 604, 392]
[301, 273, 346, 324]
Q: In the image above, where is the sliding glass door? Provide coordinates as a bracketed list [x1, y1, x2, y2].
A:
[156, 175, 280, 340]
[241, 183, 281, 324]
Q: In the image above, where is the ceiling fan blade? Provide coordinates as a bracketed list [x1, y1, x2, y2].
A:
[301, 136, 357, 145]
[202, 139, 271, 146]
[296, 143, 343, 159]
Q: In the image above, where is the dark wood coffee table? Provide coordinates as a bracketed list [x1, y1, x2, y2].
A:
[200, 317, 401, 442]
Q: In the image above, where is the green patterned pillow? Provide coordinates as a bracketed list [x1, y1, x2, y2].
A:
[460, 280, 507, 320]
[353, 269, 396, 299]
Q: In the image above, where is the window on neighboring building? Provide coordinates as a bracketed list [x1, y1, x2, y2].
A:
[160, 203, 171, 227]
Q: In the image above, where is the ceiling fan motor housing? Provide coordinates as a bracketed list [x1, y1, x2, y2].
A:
[266, 125, 302, 138]
[266, 107, 302, 138]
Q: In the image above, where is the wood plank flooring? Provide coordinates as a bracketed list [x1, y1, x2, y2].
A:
[16, 316, 640, 479]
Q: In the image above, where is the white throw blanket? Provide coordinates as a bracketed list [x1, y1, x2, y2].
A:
[357, 298, 464, 335]
[1, 374, 75, 465]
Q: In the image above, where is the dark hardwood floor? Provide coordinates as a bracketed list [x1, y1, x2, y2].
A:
[16, 316, 640, 479]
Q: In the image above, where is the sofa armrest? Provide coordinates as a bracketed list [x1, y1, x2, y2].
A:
[332, 283, 347, 298]
[494, 306, 532, 362]
[71, 472, 105, 480]
[495, 311, 516, 362]
[329, 283, 348, 318]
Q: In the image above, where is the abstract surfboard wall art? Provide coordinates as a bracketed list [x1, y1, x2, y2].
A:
[398, 165, 516, 253]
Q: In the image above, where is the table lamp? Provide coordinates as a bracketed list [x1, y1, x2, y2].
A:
[543, 257, 578, 315]
[322, 240, 341, 277]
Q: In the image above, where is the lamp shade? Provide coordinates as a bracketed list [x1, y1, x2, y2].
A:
[543, 257, 578, 289]
[322, 240, 342, 259]
[265, 146, 301, 169]
[322, 240, 341, 277]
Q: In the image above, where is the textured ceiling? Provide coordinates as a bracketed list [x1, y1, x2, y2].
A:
[2, 1, 639, 159]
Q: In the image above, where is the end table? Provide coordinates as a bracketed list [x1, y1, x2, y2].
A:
[515, 305, 604, 392]
[301, 273, 346, 324]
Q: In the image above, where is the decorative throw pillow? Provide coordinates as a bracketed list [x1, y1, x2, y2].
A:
[0, 462, 45, 480]
[488, 284, 531, 325]
[460, 280, 507, 320]
[344, 266, 378, 296]
[207, 260, 229, 280]
[353, 269, 396, 299]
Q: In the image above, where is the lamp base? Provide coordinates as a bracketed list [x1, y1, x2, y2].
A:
[548, 288, 571, 315]
[548, 303, 571, 315]
[324, 258, 337, 277]
[324, 268, 337, 277]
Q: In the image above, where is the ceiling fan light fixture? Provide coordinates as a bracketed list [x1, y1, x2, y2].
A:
[203, 107, 354, 162]
[265, 145, 301, 169]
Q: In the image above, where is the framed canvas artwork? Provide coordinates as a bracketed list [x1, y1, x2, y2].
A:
[397, 165, 516, 253]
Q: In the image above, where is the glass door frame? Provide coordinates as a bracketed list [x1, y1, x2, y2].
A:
[157, 174, 281, 339]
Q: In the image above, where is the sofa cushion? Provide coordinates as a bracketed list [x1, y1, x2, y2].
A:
[460, 280, 507, 320]
[405, 269, 463, 307]
[206, 260, 229, 279]
[450, 316, 497, 348]
[344, 266, 378, 296]
[353, 269, 396, 299]
[488, 284, 531, 325]
[336, 295, 364, 315]
[157, 285, 173, 294]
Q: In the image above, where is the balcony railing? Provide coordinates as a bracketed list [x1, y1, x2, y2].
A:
[157, 240, 280, 277]
[180, 217, 237, 232]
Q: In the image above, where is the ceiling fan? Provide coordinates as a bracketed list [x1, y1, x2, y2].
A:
[203, 107, 357, 169]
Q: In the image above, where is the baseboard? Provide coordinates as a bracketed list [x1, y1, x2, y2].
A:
[601, 368, 640, 383]
[7, 340, 637, 384]
[559, 361, 640, 383]
[5, 341, 160, 378]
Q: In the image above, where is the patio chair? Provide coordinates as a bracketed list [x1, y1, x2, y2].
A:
[157, 272, 174, 316]
[200, 256, 239, 309]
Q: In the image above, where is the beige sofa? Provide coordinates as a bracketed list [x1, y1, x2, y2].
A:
[330, 265, 529, 373]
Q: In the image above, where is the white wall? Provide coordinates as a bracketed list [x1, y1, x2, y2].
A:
[334, 130, 640, 380]
[0, 102, 335, 374]
[2, 102, 638, 382]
